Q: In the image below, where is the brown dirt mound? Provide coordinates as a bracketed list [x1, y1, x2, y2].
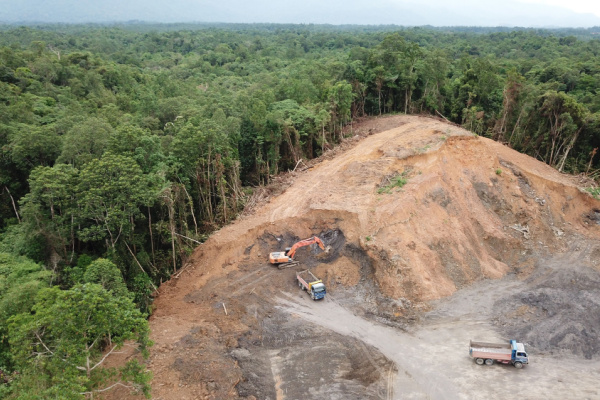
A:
[493, 239, 600, 359]
[110, 115, 600, 399]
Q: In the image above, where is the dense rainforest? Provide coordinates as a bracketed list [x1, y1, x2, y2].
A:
[1, 23, 600, 397]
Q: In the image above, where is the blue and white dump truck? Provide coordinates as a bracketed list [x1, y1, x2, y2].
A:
[296, 270, 326, 300]
[469, 340, 529, 368]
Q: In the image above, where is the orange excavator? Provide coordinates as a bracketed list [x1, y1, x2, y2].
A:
[269, 236, 325, 266]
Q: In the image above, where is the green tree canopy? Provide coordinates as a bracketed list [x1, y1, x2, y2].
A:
[77, 154, 157, 247]
[83, 258, 130, 299]
[8, 283, 151, 399]
[0, 253, 50, 371]
[56, 117, 115, 168]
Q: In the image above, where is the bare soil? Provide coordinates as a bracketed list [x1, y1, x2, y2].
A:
[109, 115, 600, 400]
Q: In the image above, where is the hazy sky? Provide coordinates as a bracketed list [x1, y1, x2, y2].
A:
[1, 0, 600, 27]
[520, 0, 599, 17]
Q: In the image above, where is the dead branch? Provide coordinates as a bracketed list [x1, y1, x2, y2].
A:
[435, 109, 450, 122]
[48, 45, 61, 60]
[172, 232, 203, 245]
[35, 331, 87, 372]
[292, 159, 305, 172]
[510, 224, 530, 239]
[173, 262, 194, 279]
[124, 242, 158, 291]
[89, 344, 125, 372]
[3, 186, 20, 223]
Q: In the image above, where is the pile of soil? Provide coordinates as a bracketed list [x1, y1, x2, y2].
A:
[493, 239, 600, 359]
[108, 115, 600, 400]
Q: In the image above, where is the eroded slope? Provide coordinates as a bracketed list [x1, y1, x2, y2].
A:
[134, 115, 600, 400]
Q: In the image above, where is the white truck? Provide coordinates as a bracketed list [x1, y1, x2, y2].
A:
[469, 340, 529, 368]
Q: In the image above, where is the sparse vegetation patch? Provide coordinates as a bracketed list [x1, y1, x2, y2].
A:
[377, 172, 408, 194]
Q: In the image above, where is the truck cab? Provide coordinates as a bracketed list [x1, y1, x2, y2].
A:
[511, 340, 529, 366]
[310, 282, 326, 300]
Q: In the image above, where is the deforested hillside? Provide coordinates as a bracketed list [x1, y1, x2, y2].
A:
[121, 115, 600, 400]
[4, 24, 600, 400]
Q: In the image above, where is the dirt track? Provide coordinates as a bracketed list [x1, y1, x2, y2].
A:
[112, 115, 600, 400]
[277, 262, 600, 400]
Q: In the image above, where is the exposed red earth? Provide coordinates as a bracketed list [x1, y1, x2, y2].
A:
[111, 115, 600, 400]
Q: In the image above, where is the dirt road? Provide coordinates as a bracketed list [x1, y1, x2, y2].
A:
[277, 269, 600, 400]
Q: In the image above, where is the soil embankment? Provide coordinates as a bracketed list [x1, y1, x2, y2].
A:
[116, 115, 600, 400]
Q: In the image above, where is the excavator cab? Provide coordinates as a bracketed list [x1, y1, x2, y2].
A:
[269, 251, 292, 264]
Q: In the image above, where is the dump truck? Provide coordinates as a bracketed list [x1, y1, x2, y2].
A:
[296, 270, 326, 300]
[469, 340, 529, 368]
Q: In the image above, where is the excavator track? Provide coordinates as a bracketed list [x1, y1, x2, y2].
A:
[277, 261, 300, 269]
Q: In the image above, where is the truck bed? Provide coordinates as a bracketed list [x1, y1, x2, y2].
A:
[469, 341, 511, 350]
[469, 341, 512, 361]
[297, 276, 310, 289]
[297, 270, 319, 286]
[470, 349, 512, 360]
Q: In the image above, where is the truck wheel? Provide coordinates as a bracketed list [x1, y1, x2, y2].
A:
[485, 359, 494, 366]
[514, 362, 523, 369]
[476, 358, 484, 365]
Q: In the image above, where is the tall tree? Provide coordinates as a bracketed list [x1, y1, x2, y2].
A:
[57, 117, 114, 168]
[537, 91, 588, 171]
[20, 164, 79, 264]
[77, 154, 156, 249]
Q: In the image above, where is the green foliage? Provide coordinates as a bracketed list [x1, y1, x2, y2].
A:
[377, 173, 408, 194]
[0, 253, 50, 370]
[77, 153, 157, 246]
[83, 258, 130, 299]
[56, 117, 114, 168]
[131, 273, 155, 314]
[586, 187, 600, 199]
[496, 169, 502, 175]
[8, 125, 62, 170]
[0, 223, 46, 262]
[2, 23, 600, 394]
[8, 283, 151, 399]
[19, 163, 79, 262]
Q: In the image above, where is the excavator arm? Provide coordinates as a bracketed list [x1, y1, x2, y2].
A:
[287, 236, 325, 258]
[268, 236, 325, 264]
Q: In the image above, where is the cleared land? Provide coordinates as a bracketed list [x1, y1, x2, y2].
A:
[112, 115, 600, 400]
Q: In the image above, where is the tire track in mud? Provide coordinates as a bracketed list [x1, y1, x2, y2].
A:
[386, 364, 395, 400]
[229, 267, 276, 297]
[229, 265, 270, 286]
[354, 340, 395, 400]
